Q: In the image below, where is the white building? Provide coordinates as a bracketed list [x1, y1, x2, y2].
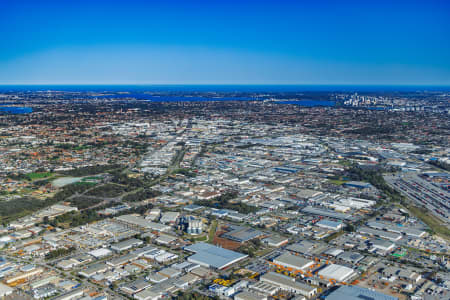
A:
[318, 264, 356, 282]
[0, 282, 14, 297]
[273, 252, 314, 271]
[260, 272, 317, 297]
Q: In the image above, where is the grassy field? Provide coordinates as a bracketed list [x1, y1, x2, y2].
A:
[74, 181, 97, 187]
[26, 172, 53, 180]
[191, 235, 208, 242]
[407, 205, 450, 240]
[86, 183, 126, 198]
[323, 230, 345, 242]
[208, 220, 218, 243]
[328, 179, 347, 185]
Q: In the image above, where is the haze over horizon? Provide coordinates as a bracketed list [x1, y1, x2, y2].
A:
[1, 0, 449, 86]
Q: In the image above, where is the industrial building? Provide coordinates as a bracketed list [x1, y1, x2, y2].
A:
[221, 225, 264, 243]
[260, 272, 317, 298]
[184, 242, 248, 270]
[371, 239, 396, 252]
[0, 282, 14, 298]
[115, 214, 171, 232]
[250, 281, 280, 296]
[343, 181, 373, 189]
[316, 219, 343, 231]
[302, 206, 353, 221]
[358, 227, 402, 241]
[272, 252, 314, 271]
[234, 290, 267, 300]
[88, 248, 112, 259]
[317, 264, 356, 282]
[325, 285, 398, 300]
[110, 238, 143, 252]
[366, 221, 426, 238]
[187, 218, 203, 235]
[160, 211, 179, 224]
[336, 251, 365, 264]
[262, 235, 289, 247]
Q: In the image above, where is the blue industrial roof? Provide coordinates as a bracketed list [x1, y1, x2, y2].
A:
[326, 285, 398, 300]
[344, 181, 372, 188]
[184, 242, 247, 269]
[316, 219, 342, 228]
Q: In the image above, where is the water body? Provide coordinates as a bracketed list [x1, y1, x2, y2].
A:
[276, 100, 335, 107]
[109, 95, 256, 101]
[0, 106, 33, 114]
[1, 84, 449, 93]
[52, 177, 82, 187]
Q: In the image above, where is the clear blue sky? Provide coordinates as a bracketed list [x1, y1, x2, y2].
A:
[1, 0, 449, 85]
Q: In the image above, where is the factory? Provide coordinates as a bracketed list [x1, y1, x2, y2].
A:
[371, 239, 396, 253]
[221, 225, 264, 243]
[317, 264, 356, 282]
[343, 181, 373, 189]
[114, 214, 171, 232]
[260, 272, 317, 298]
[110, 238, 143, 252]
[0, 283, 14, 298]
[234, 290, 267, 300]
[272, 252, 314, 271]
[325, 285, 398, 300]
[366, 221, 426, 238]
[184, 242, 248, 270]
[358, 227, 403, 241]
[315, 219, 343, 231]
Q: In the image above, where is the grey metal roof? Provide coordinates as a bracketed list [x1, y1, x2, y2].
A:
[184, 242, 247, 269]
[326, 285, 398, 300]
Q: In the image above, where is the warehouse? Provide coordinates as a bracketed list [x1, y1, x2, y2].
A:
[160, 211, 179, 224]
[5, 267, 43, 284]
[0, 282, 14, 297]
[323, 248, 344, 257]
[336, 251, 365, 264]
[262, 235, 289, 247]
[334, 197, 376, 209]
[78, 263, 109, 278]
[260, 272, 317, 298]
[343, 181, 372, 189]
[120, 279, 151, 295]
[315, 219, 343, 230]
[115, 214, 171, 232]
[366, 221, 426, 238]
[302, 206, 353, 221]
[371, 239, 396, 252]
[250, 281, 280, 295]
[325, 285, 398, 300]
[273, 252, 314, 271]
[318, 264, 356, 282]
[184, 242, 248, 270]
[88, 248, 112, 259]
[234, 290, 267, 300]
[221, 225, 264, 243]
[287, 240, 327, 257]
[111, 238, 143, 252]
[358, 227, 402, 241]
[52, 288, 84, 300]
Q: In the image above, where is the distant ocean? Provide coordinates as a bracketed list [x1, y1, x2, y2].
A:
[0, 106, 33, 114]
[0, 84, 449, 93]
[0, 85, 448, 110]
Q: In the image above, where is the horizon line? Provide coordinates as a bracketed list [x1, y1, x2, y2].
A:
[1, 83, 450, 87]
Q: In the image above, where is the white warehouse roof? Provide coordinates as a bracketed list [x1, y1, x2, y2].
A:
[318, 264, 355, 282]
[273, 252, 314, 271]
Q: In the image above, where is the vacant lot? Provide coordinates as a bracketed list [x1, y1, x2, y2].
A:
[86, 183, 126, 198]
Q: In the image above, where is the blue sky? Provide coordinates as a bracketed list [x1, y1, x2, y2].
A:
[0, 0, 449, 85]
